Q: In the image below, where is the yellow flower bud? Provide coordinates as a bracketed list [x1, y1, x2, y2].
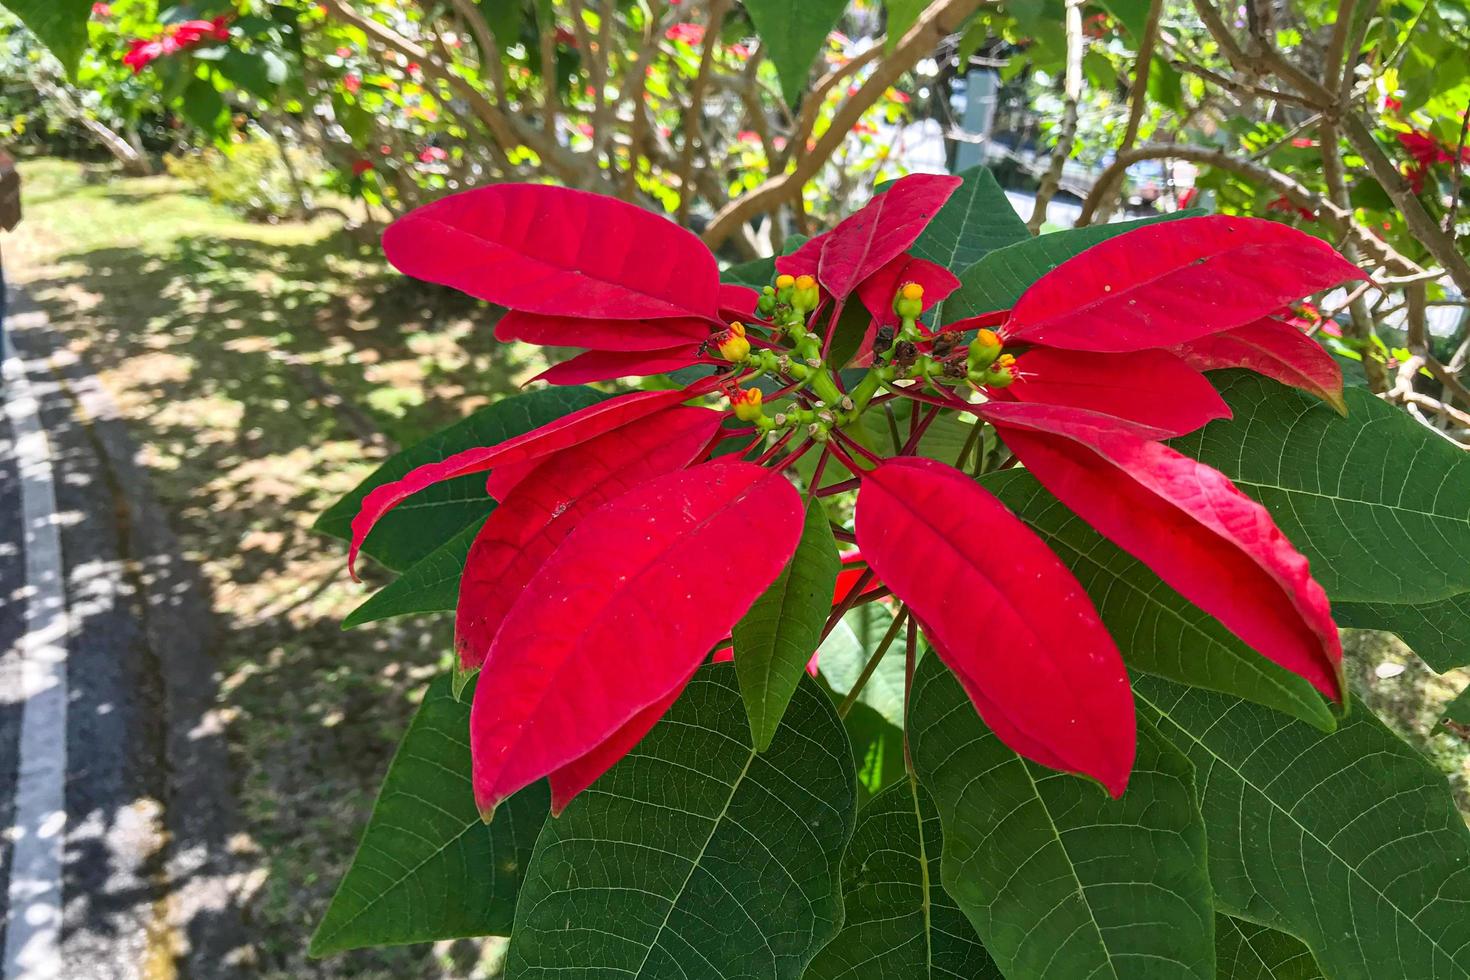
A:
[967, 328, 1003, 371]
[894, 281, 924, 319]
[731, 387, 763, 422]
[775, 274, 796, 289]
[715, 326, 751, 363]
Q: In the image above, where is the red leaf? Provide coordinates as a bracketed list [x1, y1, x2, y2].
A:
[855, 457, 1136, 796]
[1174, 316, 1346, 414]
[495, 310, 711, 351]
[470, 461, 804, 816]
[528, 345, 704, 385]
[774, 233, 826, 280]
[382, 184, 721, 320]
[818, 174, 963, 298]
[1003, 216, 1365, 352]
[1001, 347, 1231, 436]
[981, 401, 1344, 701]
[455, 406, 723, 670]
[719, 284, 761, 319]
[547, 664, 699, 815]
[856, 253, 962, 328]
[348, 390, 687, 576]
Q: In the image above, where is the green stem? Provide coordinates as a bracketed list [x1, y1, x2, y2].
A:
[837, 607, 911, 719]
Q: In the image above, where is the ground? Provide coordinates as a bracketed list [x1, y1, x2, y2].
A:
[3, 158, 1468, 976]
[5, 159, 556, 978]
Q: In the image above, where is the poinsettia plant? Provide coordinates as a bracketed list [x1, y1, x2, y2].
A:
[312, 169, 1470, 979]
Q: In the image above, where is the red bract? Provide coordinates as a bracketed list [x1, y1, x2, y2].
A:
[122, 15, 230, 72]
[469, 461, 803, 818]
[527, 345, 709, 385]
[455, 405, 722, 670]
[1174, 316, 1345, 414]
[980, 402, 1344, 701]
[355, 180, 1363, 809]
[382, 184, 721, 321]
[1001, 216, 1364, 352]
[348, 389, 689, 576]
[1000, 347, 1231, 437]
[816, 173, 962, 298]
[495, 311, 710, 351]
[855, 457, 1135, 795]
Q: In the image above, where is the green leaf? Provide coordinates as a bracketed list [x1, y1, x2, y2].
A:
[2, 0, 93, 80]
[505, 666, 856, 979]
[480, 0, 522, 51]
[310, 676, 548, 956]
[1177, 372, 1470, 604]
[1100, 0, 1150, 38]
[883, 0, 929, 51]
[744, 0, 851, 105]
[217, 48, 281, 98]
[944, 209, 1206, 320]
[910, 655, 1215, 979]
[819, 601, 906, 727]
[315, 386, 608, 570]
[181, 77, 227, 132]
[806, 779, 1003, 980]
[839, 699, 907, 806]
[1139, 676, 1470, 979]
[734, 501, 841, 750]
[978, 469, 1336, 730]
[1333, 594, 1470, 673]
[1439, 681, 1470, 727]
[1214, 915, 1324, 980]
[828, 295, 876, 369]
[1174, 372, 1470, 669]
[723, 256, 777, 288]
[341, 515, 487, 629]
[909, 165, 1030, 277]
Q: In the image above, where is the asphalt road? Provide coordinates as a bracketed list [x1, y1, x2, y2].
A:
[1, 291, 247, 979]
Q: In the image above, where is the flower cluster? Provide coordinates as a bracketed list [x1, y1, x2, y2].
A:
[122, 15, 231, 73]
[354, 177, 1362, 816]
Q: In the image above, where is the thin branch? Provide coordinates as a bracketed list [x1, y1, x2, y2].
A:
[1028, 0, 1084, 233]
[1444, 98, 1470, 236]
[676, 0, 730, 223]
[703, 0, 987, 248]
[1320, 116, 1389, 392]
[1076, 143, 1425, 277]
[1090, 0, 1162, 223]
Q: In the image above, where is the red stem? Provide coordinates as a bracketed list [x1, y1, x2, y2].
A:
[752, 428, 796, 465]
[900, 405, 941, 455]
[814, 476, 862, 498]
[772, 438, 818, 471]
[942, 309, 1009, 333]
[820, 567, 876, 641]
[831, 427, 881, 464]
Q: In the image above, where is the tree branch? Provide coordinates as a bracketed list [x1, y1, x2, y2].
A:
[702, 0, 986, 249]
[1028, 0, 1084, 233]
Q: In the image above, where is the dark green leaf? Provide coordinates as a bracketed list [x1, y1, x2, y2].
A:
[310, 676, 548, 955]
[744, 0, 851, 105]
[217, 49, 280, 98]
[1214, 915, 1324, 980]
[908, 165, 1030, 326]
[1174, 372, 1470, 669]
[883, 0, 929, 51]
[480, 0, 522, 50]
[181, 77, 227, 132]
[315, 387, 608, 570]
[978, 469, 1336, 729]
[944, 209, 1205, 320]
[828, 295, 876, 369]
[723, 256, 777, 288]
[505, 666, 856, 979]
[734, 501, 841, 750]
[341, 515, 488, 629]
[1100, 0, 1150, 38]
[910, 656, 1215, 979]
[1140, 676, 1470, 979]
[2, 0, 92, 80]
[1439, 681, 1470, 727]
[806, 779, 1002, 980]
[839, 699, 907, 806]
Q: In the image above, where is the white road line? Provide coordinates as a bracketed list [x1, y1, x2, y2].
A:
[2, 307, 69, 980]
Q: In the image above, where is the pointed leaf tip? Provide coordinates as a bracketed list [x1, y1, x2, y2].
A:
[855, 456, 1136, 794]
[984, 401, 1344, 703]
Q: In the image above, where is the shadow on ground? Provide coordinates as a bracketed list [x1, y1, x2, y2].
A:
[14, 175, 553, 977]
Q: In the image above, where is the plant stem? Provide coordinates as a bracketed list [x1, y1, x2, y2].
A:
[820, 568, 875, 642]
[903, 618, 918, 774]
[838, 607, 911, 719]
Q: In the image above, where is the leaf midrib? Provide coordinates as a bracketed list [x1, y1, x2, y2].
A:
[630, 747, 761, 977]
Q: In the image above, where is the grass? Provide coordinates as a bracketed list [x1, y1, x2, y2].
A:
[7, 158, 552, 978]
